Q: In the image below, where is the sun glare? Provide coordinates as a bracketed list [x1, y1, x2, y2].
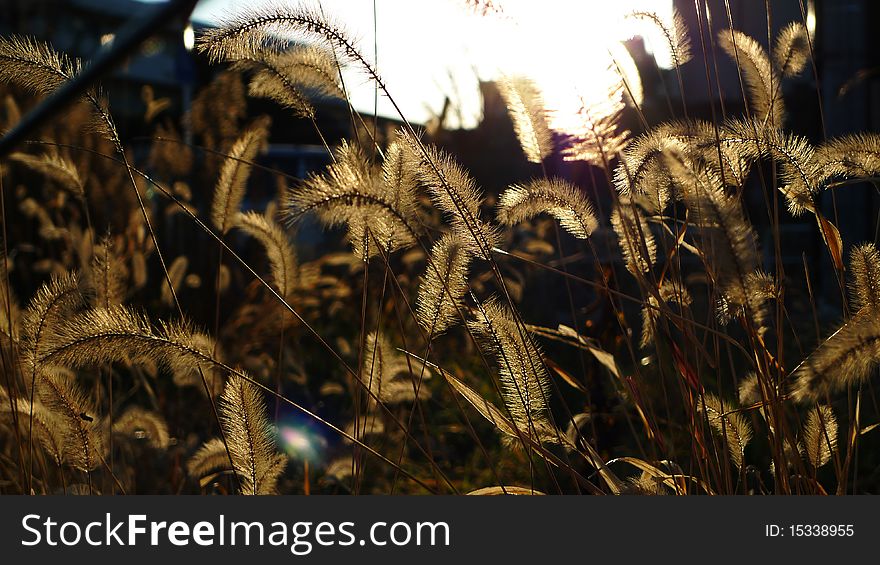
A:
[467, 0, 673, 136]
[194, 0, 674, 130]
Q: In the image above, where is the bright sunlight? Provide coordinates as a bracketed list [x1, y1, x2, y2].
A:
[191, 0, 673, 129]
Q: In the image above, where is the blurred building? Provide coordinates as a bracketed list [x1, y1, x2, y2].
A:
[0, 0, 398, 197]
[0, 0, 193, 130]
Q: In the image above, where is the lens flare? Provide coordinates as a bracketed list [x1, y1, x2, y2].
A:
[276, 419, 326, 462]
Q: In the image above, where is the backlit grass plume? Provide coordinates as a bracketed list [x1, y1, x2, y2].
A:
[112, 407, 171, 450]
[8, 4, 880, 497]
[0, 35, 81, 95]
[236, 46, 344, 117]
[21, 272, 84, 377]
[34, 366, 105, 472]
[497, 177, 598, 240]
[196, 4, 383, 93]
[774, 22, 810, 78]
[848, 243, 880, 312]
[699, 394, 753, 469]
[187, 438, 231, 482]
[468, 298, 554, 442]
[416, 233, 472, 335]
[612, 120, 721, 212]
[497, 76, 553, 163]
[405, 136, 498, 258]
[718, 29, 784, 126]
[737, 373, 762, 407]
[0, 35, 112, 137]
[288, 140, 420, 259]
[663, 148, 766, 329]
[9, 151, 85, 198]
[800, 405, 837, 468]
[90, 235, 128, 308]
[814, 133, 880, 185]
[1, 397, 65, 466]
[611, 200, 656, 275]
[243, 58, 314, 119]
[560, 73, 630, 167]
[198, 4, 350, 62]
[613, 126, 667, 194]
[790, 313, 880, 403]
[211, 116, 272, 235]
[442, 370, 520, 441]
[218, 375, 287, 494]
[361, 332, 429, 405]
[36, 305, 218, 382]
[268, 44, 344, 101]
[380, 133, 422, 246]
[235, 211, 299, 298]
[0, 278, 20, 341]
[721, 119, 819, 216]
[629, 8, 692, 69]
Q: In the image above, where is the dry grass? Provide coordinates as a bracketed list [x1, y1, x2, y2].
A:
[1, 2, 879, 496]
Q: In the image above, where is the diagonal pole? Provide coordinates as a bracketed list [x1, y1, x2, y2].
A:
[0, 0, 198, 157]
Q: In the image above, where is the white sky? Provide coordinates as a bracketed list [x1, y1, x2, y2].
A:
[174, 0, 674, 128]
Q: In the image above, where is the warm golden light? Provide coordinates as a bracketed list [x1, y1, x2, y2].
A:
[806, 0, 816, 36]
[193, 0, 673, 129]
[470, 1, 670, 138]
[183, 23, 195, 51]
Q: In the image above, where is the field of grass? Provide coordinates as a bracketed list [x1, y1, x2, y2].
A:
[1, 1, 879, 495]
